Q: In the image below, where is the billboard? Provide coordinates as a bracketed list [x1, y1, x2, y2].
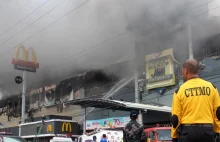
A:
[86, 117, 130, 130]
[146, 48, 175, 90]
[11, 45, 39, 72]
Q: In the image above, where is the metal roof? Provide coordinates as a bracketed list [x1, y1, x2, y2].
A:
[66, 98, 172, 113]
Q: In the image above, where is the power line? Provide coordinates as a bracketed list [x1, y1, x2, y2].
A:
[0, 0, 219, 88]
[50, 2, 220, 74]
[0, 0, 68, 45]
[0, 0, 50, 37]
[0, 0, 91, 58]
[0, 0, 213, 61]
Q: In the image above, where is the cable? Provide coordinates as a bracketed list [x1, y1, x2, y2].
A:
[45, 1, 220, 73]
[0, 1, 219, 93]
[0, 0, 50, 37]
[0, 0, 215, 86]
[0, 0, 68, 45]
[0, 0, 214, 59]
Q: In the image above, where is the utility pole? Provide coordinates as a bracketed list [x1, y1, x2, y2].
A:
[83, 108, 86, 134]
[187, 21, 194, 59]
[134, 59, 143, 125]
[21, 71, 26, 123]
[19, 71, 26, 136]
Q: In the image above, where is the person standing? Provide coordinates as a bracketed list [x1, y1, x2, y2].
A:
[171, 59, 220, 142]
[123, 110, 146, 142]
[100, 134, 108, 142]
[92, 136, 97, 142]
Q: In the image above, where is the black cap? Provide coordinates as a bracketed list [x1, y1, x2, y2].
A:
[130, 110, 138, 119]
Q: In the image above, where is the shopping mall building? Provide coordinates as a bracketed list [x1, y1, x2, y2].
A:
[0, 2, 220, 138]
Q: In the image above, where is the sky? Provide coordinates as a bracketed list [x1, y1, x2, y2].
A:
[0, 0, 219, 96]
[209, 0, 220, 16]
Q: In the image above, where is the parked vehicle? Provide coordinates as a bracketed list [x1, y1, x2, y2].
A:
[50, 136, 73, 142]
[77, 129, 123, 142]
[0, 132, 27, 142]
[145, 125, 172, 142]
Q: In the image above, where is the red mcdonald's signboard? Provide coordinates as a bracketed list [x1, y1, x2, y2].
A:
[11, 45, 39, 72]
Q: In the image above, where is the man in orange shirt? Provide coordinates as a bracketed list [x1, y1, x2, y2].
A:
[171, 59, 220, 142]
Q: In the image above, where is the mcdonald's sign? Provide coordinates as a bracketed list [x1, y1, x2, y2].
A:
[47, 125, 52, 132]
[62, 122, 72, 132]
[11, 45, 39, 72]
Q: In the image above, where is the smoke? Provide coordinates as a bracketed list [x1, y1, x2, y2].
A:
[118, 0, 220, 70]
[0, 0, 220, 97]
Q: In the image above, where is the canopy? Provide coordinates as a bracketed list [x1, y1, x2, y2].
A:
[66, 98, 171, 113]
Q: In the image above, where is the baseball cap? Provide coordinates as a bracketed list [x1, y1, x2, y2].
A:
[130, 110, 138, 119]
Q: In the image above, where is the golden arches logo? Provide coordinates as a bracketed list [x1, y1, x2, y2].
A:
[11, 45, 39, 69]
[62, 122, 72, 132]
[47, 125, 52, 132]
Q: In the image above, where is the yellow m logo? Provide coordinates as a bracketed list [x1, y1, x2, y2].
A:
[47, 125, 52, 132]
[62, 122, 72, 132]
[11, 45, 39, 68]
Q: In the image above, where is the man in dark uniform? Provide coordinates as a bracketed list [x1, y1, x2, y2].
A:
[123, 110, 146, 142]
[171, 59, 220, 142]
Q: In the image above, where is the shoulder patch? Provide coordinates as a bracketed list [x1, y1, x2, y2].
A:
[211, 83, 217, 89]
[175, 87, 180, 94]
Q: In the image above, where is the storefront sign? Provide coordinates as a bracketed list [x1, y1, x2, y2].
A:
[20, 121, 79, 136]
[47, 125, 52, 132]
[146, 48, 176, 90]
[62, 122, 72, 132]
[86, 117, 130, 130]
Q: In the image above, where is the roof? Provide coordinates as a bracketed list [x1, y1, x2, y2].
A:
[19, 119, 77, 126]
[66, 98, 172, 113]
[145, 127, 171, 132]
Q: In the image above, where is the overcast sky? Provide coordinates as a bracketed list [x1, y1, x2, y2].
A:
[0, 0, 219, 96]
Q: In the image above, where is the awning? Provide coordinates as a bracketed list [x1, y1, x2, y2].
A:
[66, 98, 171, 113]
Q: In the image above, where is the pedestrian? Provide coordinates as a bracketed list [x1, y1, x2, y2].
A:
[123, 110, 146, 142]
[171, 59, 220, 142]
[92, 136, 97, 142]
[100, 134, 108, 142]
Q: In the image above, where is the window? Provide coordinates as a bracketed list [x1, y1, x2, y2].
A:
[157, 130, 172, 141]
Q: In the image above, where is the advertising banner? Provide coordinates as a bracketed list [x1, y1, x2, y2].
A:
[86, 117, 130, 130]
[146, 48, 175, 90]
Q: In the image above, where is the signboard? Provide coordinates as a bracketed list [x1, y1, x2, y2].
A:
[86, 117, 130, 130]
[11, 45, 39, 73]
[47, 125, 52, 132]
[146, 48, 175, 90]
[20, 121, 79, 136]
[62, 122, 72, 132]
